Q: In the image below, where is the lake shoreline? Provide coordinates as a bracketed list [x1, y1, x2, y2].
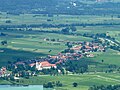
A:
[0, 85, 44, 90]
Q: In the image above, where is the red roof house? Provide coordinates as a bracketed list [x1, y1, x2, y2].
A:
[36, 61, 56, 70]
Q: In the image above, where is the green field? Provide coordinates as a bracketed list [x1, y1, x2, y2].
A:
[12, 73, 120, 90]
[89, 49, 120, 66]
[0, 12, 120, 26]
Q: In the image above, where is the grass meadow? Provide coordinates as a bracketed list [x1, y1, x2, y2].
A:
[15, 73, 120, 90]
[0, 12, 120, 25]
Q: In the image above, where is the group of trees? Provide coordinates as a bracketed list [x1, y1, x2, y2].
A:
[45, 38, 59, 42]
[89, 85, 120, 90]
[43, 81, 63, 88]
[43, 81, 78, 89]
[5, 20, 12, 23]
[6, 63, 37, 79]
[1, 0, 120, 15]
[82, 32, 116, 43]
[41, 67, 59, 76]
[110, 45, 120, 51]
[64, 59, 89, 74]
[82, 32, 120, 51]
[73, 82, 78, 87]
[7, 63, 36, 72]
[0, 23, 118, 30]
[1, 40, 7, 45]
[105, 64, 120, 73]
[6, 61, 66, 78]
[83, 33, 109, 39]
[61, 26, 77, 34]
[0, 32, 8, 45]
[0, 75, 15, 82]
[62, 48, 74, 53]
[0, 32, 7, 36]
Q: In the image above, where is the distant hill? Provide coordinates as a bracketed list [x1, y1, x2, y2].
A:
[0, 0, 120, 15]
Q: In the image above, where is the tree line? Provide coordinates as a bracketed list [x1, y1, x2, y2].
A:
[89, 85, 120, 90]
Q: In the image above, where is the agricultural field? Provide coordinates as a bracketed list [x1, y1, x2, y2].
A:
[0, 12, 120, 26]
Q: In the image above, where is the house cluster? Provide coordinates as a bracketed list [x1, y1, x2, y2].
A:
[71, 41, 106, 53]
[0, 67, 7, 77]
[48, 52, 83, 62]
[27, 52, 83, 71]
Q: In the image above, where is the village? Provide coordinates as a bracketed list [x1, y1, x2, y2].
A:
[0, 0, 120, 89]
[0, 38, 107, 79]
